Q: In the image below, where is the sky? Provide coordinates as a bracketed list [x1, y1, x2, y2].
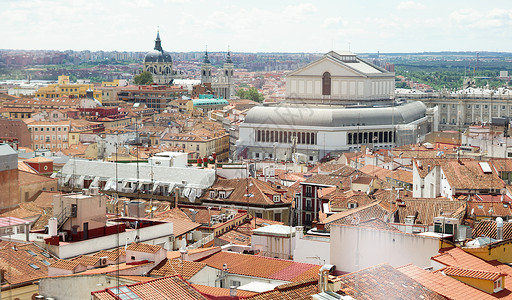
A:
[2, 0, 512, 53]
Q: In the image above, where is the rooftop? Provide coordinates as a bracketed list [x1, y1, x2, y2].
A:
[197, 251, 321, 282]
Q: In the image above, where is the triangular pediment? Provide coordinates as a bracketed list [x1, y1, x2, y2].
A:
[287, 56, 368, 78]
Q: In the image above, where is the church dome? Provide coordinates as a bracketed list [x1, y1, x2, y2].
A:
[144, 31, 172, 63]
[144, 50, 172, 63]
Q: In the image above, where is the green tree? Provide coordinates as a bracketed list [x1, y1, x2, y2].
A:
[133, 71, 153, 85]
[236, 87, 264, 102]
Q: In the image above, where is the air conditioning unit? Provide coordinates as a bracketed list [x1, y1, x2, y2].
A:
[99, 256, 108, 267]
[89, 187, 99, 195]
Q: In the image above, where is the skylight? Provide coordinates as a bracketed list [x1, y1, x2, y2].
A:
[26, 250, 37, 256]
[29, 264, 40, 270]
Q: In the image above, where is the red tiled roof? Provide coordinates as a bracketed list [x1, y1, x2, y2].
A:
[0, 242, 57, 285]
[242, 277, 319, 299]
[397, 264, 501, 300]
[473, 220, 512, 240]
[443, 266, 505, 281]
[197, 251, 320, 282]
[92, 275, 207, 300]
[126, 243, 162, 254]
[149, 259, 206, 280]
[201, 178, 293, 206]
[50, 260, 81, 271]
[191, 284, 257, 297]
[334, 263, 445, 300]
[322, 200, 396, 230]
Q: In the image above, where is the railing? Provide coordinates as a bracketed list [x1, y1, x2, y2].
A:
[56, 207, 69, 230]
[186, 233, 214, 250]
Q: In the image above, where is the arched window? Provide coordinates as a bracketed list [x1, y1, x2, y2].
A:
[257, 130, 261, 142]
[311, 133, 316, 145]
[322, 72, 331, 95]
[348, 133, 352, 145]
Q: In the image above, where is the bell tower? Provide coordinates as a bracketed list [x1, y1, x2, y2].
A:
[223, 50, 234, 99]
[200, 47, 212, 84]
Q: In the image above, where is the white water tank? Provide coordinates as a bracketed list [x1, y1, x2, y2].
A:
[48, 217, 58, 237]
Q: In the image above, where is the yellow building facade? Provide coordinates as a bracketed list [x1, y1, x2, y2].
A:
[35, 76, 102, 101]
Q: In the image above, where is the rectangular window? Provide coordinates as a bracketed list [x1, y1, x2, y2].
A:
[306, 186, 312, 197]
[230, 280, 241, 287]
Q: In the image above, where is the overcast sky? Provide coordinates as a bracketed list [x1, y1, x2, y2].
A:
[2, 0, 511, 53]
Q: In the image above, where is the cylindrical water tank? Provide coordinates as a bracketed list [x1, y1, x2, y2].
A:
[48, 217, 58, 237]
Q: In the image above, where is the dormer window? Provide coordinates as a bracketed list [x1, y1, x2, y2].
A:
[219, 191, 226, 199]
[209, 190, 216, 198]
[348, 203, 358, 209]
[273, 195, 281, 202]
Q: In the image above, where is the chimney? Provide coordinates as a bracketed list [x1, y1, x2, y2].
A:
[318, 264, 334, 293]
[229, 286, 237, 297]
[497, 217, 504, 240]
[296, 226, 304, 239]
[175, 187, 179, 209]
[25, 222, 30, 242]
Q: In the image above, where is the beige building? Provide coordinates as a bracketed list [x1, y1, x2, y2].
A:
[35, 75, 102, 101]
[161, 130, 229, 161]
[27, 120, 70, 150]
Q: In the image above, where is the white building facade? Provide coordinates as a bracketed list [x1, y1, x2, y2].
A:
[236, 51, 433, 162]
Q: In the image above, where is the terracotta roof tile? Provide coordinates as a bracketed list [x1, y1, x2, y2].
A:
[0, 242, 57, 285]
[329, 189, 373, 211]
[473, 220, 512, 240]
[191, 284, 257, 297]
[334, 264, 445, 300]
[201, 178, 293, 206]
[153, 210, 201, 237]
[216, 230, 251, 246]
[92, 275, 207, 300]
[126, 243, 162, 254]
[397, 264, 499, 300]
[50, 260, 81, 271]
[443, 266, 505, 281]
[197, 251, 321, 282]
[71, 255, 100, 266]
[396, 198, 465, 225]
[92, 250, 123, 262]
[149, 259, 206, 280]
[322, 201, 396, 231]
[468, 201, 512, 218]
[243, 278, 319, 300]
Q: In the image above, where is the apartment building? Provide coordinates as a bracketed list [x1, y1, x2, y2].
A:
[27, 120, 70, 150]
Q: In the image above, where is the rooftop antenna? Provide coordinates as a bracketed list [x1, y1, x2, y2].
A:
[476, 52, 479, 72]
[114, 135, 120, 295]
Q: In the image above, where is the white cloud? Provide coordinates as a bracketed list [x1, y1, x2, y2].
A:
[397, 1, 425, 10]
[450, 8, 512, 29]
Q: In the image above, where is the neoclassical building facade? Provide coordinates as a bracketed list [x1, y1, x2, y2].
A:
[200, 50, 234, 100]
[236, 51, 433, 162]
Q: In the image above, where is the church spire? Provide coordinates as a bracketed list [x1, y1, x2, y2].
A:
[154, 29, 162, 52]
[225, 49, 232, 64]
[203, 46, 210, 64]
